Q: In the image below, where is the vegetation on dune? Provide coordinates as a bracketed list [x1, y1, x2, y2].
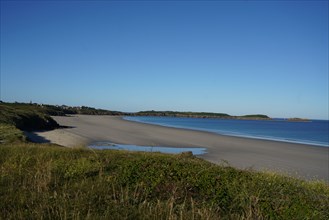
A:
[0, 142, 328, 219]
[0, 103, 59, 131]
[0, 124, 26, 144]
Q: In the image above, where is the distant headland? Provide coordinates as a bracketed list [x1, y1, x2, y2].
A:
[2, 101, 311, 122]
[136, 110, 271, 120]
[0, 101, 272, 121]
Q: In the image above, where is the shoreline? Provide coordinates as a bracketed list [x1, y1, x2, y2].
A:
[123, 116, 329, 147]
[31, 115, 329, 181]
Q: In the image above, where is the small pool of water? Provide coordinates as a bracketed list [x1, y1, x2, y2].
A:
[89, 142, 207, 155]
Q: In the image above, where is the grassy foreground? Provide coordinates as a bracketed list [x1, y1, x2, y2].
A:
[1, 142, 328, 219]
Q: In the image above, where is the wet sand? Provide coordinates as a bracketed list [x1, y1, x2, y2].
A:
[31, 115, 329, 181]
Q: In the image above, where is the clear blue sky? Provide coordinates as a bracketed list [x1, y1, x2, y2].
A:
[1, 0, 328, 119]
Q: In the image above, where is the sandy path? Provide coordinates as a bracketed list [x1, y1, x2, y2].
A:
[31, 115, 329, 181]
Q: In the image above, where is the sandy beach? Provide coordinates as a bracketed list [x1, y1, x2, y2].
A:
[30, 115, 329, 181]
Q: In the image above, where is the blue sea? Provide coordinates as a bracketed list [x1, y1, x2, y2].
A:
[124, 116, 329, 147]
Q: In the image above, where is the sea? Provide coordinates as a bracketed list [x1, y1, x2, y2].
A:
[124, 116, 329, 147]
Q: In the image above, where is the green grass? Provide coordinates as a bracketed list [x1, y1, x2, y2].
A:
[0, 103, 59, 131]
[0, 124, 26, 144]
[1, 142, 328, 219]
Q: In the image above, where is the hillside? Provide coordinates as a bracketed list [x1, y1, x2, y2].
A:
[0, 103, 59, 131]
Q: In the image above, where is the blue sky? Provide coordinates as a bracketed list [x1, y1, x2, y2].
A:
[1, 0, 328, 119]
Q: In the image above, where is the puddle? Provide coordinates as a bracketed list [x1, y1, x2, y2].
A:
[89, 142, 207, 155]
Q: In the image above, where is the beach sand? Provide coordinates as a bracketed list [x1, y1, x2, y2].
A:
[30, 115, 329, 181]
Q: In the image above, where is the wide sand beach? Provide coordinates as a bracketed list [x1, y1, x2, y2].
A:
[30, 115, 328, 181]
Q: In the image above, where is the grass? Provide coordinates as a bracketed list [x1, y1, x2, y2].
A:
[1, 139, 328, 219]
[0, 103, 59, 131]
[0, 124, 26, 144]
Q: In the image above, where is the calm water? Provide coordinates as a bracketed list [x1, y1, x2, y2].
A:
[90, 142, 207, 155]
[124, 116, 329, 147]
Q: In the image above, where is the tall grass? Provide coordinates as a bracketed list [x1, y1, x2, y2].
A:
[1, 143, 328, 219]
[0, 124, 26, 144]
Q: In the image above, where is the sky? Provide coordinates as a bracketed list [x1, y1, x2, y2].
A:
[1, 0, 328, 119]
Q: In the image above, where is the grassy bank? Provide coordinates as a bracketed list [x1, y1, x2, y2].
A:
[1, 140, 328, 219]
[0, 103, 59, 131]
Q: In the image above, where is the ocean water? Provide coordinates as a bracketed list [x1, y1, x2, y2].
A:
[124, 116, 329, 147]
